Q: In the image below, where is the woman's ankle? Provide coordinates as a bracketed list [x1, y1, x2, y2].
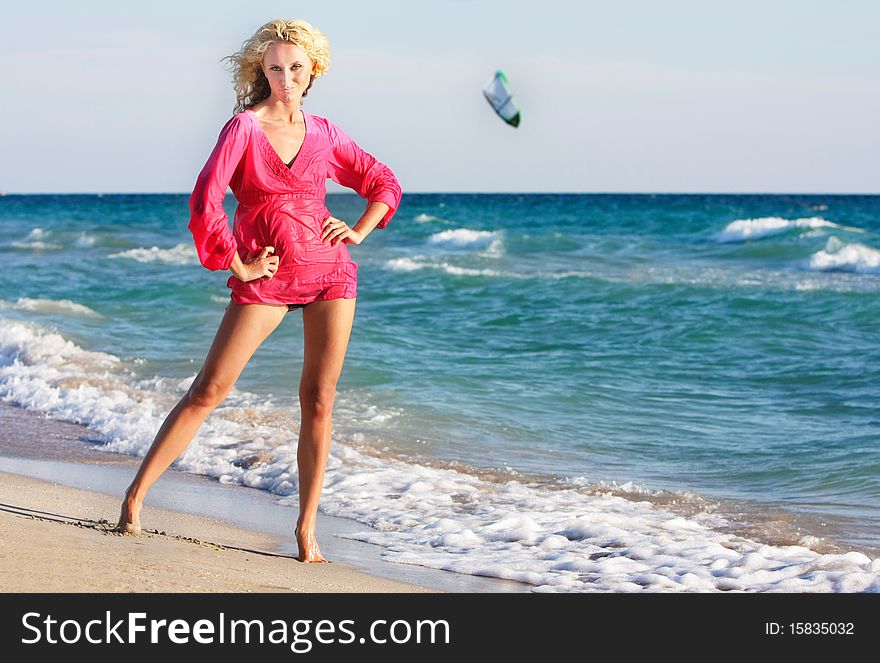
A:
[124, 486, 145, 506]
[295, 517, 317, 534]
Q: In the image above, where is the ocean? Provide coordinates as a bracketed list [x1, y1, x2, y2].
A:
[1, 192, 879, 592]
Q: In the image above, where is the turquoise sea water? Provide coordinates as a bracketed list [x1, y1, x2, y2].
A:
[1, 193, 879, 588]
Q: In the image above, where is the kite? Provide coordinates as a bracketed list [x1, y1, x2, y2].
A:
[482, 70, 521, 128]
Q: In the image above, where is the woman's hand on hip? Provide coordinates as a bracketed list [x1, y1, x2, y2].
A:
[235, 246, 279, 282]
[322, 216, 363, 246]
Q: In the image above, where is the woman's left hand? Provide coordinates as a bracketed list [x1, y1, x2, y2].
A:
[321, 216, 363, 246]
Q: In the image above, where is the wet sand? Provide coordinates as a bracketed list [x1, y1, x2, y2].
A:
[0, 401, 529, 593]
[0, 470, 438, 593]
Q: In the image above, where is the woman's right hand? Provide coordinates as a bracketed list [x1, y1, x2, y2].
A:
[235, 246, 279, 282]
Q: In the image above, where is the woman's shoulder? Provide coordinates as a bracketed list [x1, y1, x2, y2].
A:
[306, 112, 352, 145]
[305, 110, 334, 132]
[207, 111, 252, 147]
[219, 110, 253, 134]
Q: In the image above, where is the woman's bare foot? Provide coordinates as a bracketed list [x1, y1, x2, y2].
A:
[296, 521, 328, 563]
[113, 492, 143, 535]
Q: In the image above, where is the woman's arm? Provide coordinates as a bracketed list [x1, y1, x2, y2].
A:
[325, 120, 402, 232]
[188, 114, 248, 272]
[322, 201, 390, 246]
[347, 201, 390, 242]
[227, 251, 250, 280]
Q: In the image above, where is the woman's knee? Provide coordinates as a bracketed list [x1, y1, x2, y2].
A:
[186, 377, 230, 409]
[299, 382, 337, 420]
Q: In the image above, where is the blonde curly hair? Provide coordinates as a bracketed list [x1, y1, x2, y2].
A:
[222, 19, 331, 113]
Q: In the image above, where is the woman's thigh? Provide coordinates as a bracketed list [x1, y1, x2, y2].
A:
[193, 301, 288, 397]
[300, 298, 357, 393]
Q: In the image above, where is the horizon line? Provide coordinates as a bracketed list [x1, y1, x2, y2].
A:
[2, 191, 879, 197]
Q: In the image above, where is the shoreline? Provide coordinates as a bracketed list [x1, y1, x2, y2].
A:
[0, 470, 432, 593]
[0, 402, 530, 593]
[1, 401, 877, 592]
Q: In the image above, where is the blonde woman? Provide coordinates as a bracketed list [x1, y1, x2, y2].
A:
[114, 19, 401, 563]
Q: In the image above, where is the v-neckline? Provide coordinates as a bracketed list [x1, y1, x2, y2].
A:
[247, 108, 310, 172]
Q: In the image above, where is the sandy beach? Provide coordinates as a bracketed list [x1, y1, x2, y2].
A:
[0, 402, 527, 593]
[0, 470, 435, 593]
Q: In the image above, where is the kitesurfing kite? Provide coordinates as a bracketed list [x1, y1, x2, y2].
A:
[482, 70, 521, 128]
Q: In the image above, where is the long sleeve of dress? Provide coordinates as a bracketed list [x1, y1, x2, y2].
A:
[326, 121, 402, 229]
[188, 114, 248, 271]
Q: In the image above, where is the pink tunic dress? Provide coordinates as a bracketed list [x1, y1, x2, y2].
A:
[188, 108, 402, 306]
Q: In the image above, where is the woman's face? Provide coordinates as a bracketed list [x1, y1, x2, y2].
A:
[261, 42, 315, 103]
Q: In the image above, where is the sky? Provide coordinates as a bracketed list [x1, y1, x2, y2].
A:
[1, 0, 877, 194]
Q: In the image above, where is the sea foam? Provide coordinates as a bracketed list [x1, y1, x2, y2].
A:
[108, 243, 198, 265]
[1, 316, 879, 593]
[75, 232, 96, 247]
[428, 228, 503, 256]
[809, 237, 880, 274]
[10, 227, 63, 250]
[429, 228, 496, 247]
[715, 216, 841, 243]
[384, 257, 504, 277]
[10, 241, 63, 250]
[0, 298, 103, 318]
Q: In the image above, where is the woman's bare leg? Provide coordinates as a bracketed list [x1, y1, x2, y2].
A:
[115, 301, 288, 533]
[296, 297, 356, 562]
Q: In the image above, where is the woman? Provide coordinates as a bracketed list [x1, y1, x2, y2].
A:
[114, 19, 402, 563]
